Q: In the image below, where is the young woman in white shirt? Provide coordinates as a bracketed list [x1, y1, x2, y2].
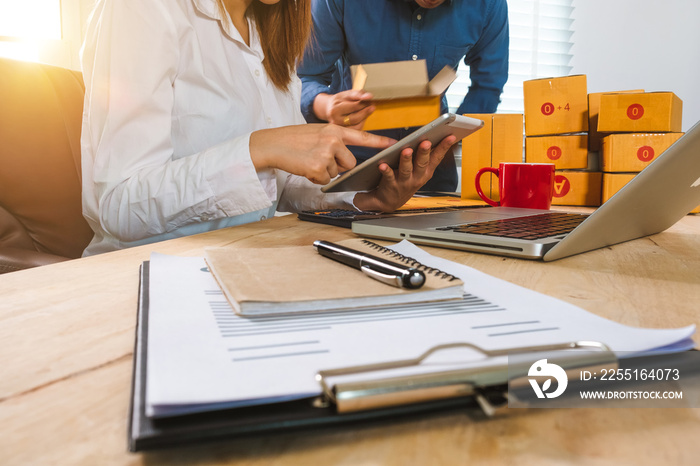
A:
[80, 0, 457, 255]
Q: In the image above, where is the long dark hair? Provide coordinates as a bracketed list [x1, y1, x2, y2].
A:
[219, 0, 312, 91]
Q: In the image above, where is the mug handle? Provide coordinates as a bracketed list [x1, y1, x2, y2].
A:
[475, 167, 500, 207]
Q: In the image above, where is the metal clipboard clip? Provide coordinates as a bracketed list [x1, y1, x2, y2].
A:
[315, 340, 617, 417]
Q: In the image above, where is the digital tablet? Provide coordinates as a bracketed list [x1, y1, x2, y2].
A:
[321, 113, 484, 193]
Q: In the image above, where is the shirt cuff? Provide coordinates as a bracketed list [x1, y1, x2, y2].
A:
[203, 132, 275, 217]
[458, 87, 503, 114]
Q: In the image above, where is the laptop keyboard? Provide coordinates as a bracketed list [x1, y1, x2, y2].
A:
[436, 212, 589, 240]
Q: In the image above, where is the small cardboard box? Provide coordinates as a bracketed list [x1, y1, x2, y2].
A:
[552, 171, 602, 206]
[588, 89, 644, 151]
[601, 132, 684, 172]
[602, 173, 699, 213]
[602, 173, 636, 203]
[460, 114, 495, 200]
[597, 92, 683, 133]
[352, 60, 456, 131]
[525, 134, 588, 169]
[523, 75, 588, 136]
[461, 113, 524, 200]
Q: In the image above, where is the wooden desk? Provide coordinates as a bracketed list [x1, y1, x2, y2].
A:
[2, 213, 700, 465]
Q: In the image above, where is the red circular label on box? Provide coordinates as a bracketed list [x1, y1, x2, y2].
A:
[541, 102, 555, 116]
[553, 174, 570, 198]
[637, 145, 655, 162]
[547, 146, 562, 160]
[627, 103, 644, 120]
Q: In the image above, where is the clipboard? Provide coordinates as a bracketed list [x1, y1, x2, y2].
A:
[128, 263, 484, 451]
[128, 262, 699, 452]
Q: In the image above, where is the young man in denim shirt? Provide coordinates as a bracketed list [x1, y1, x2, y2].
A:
[298, 0, 509, 193]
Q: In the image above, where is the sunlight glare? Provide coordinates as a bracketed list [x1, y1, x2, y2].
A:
[0, 1, 62, 40]
[0, 41, 40, 62]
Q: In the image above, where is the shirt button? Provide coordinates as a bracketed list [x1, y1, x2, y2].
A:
[266, 117, 272, 125]
[260, 215, 267, 221]
[255, 69, 260, 76]
[412, 54, 418, 61]
[417, 14, 422, 20]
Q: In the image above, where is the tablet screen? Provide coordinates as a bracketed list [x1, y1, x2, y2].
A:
[321, 113, 484, 193]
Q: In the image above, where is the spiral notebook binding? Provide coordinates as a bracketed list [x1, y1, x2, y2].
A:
[361, 239, 461, 282]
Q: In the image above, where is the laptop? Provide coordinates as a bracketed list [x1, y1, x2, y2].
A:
[352, 120, 700, 261]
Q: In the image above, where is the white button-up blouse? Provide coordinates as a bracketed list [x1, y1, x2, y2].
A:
[80, 0, 354, 255]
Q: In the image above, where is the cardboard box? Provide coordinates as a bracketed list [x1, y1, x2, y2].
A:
[601, 132, 684, 172]
[461, 113, 524, 200]
[597, 92, 683, 133]
[602, 172, 700, 213]
[601, 173, 636, 203]
[523, 75, 588, 136]
[460, 114, 495, 200]
[525, 134, 588, 169]
[552, 171, 602, 206]
[588, 89, 644, 152]
[352, 60, 456, 131]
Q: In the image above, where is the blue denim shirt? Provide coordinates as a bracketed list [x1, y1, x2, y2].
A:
[298, 0, 509, 192]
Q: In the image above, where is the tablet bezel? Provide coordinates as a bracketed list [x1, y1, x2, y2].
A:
[321, 113, 484, 193]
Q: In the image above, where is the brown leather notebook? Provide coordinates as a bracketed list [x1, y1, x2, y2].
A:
[204, 239, 463, 316]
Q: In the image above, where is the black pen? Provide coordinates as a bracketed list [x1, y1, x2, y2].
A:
[313, 240, 426, 289]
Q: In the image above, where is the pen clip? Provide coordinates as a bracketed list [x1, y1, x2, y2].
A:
[360, 265, 403, 288]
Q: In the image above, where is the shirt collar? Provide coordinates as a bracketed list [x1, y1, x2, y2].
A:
[192, 0, 262, 59]
[192, 0, 220, 20]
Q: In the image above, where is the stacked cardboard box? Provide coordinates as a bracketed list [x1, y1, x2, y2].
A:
[523, 75, 602, 206]
[588, 89, 644, 152]
[597, 91, 697, 213]
[460, 113, 524, 201]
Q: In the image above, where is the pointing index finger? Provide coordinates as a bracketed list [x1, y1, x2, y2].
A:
[340, 127, 397, 150]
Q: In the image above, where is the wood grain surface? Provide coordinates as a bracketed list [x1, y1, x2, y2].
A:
[1, 212, 699, 465]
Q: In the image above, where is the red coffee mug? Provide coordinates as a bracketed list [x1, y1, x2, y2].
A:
[475, 163, 555, 209]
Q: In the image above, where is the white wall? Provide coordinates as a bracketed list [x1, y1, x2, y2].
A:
[571, 0, 700, 132]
